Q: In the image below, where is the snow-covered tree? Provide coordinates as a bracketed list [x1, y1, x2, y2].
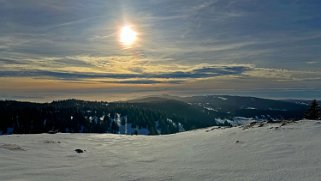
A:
[304, 100, 321, 120]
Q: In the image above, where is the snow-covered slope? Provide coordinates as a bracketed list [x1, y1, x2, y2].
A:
[1, 120, 321, 181]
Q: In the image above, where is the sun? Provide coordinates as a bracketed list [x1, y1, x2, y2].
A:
[119, 25, 137, 47]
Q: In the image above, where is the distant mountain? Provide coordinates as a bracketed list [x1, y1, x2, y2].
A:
[283, 99, 320, 106]
[125, 96, 173, 103]
[124, 97, 223, 130]
[179, 95, 308, 120]
[129, 95, 308, 120]
[0, 95, 310, 135]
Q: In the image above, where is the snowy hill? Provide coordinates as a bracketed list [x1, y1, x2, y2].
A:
[1, 120, 321, 181]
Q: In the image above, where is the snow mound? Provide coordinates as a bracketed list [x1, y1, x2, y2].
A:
[0, 120, 321, 181]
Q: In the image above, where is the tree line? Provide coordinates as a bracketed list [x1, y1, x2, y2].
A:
[0, 99, 226, 135]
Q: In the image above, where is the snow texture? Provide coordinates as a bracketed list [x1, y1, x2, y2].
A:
[1, 120, 321, 181]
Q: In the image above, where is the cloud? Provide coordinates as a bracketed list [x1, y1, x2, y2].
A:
[101, 79, 184, 85]
[1, 0, 321, 100]
[1, 56, 320, 84]
[245, 68, 321, 81]
[0, 64, 252, 84]
[0, 58, 25, 65]
[154, 65, 251, 79]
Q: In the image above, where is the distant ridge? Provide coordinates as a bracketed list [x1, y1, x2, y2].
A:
[0, 95, 310, 135]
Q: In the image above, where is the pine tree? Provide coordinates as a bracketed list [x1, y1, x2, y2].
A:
[304, 100, 321, 120]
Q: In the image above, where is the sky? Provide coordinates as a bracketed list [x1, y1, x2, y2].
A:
[0, 0, 321, 102]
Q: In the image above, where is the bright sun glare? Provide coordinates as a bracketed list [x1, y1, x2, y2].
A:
[119, 25, 137, 47]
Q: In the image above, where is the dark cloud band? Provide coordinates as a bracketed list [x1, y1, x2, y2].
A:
[0, 65, 251, 83]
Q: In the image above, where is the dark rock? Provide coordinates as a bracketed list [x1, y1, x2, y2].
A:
[74, 149, 85, 153]
[258, 122, 264, 127]
[249, 122, 257, 126]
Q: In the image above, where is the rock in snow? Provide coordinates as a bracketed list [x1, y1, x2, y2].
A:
[0, 120, 321, 181]
[74, 149, 85, 154]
